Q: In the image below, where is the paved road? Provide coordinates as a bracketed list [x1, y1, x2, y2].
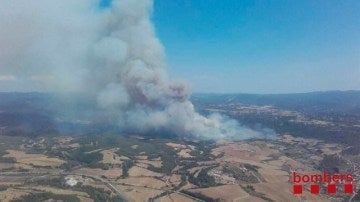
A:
[81, 174, 128, 201]
[0, 171, 210, 202]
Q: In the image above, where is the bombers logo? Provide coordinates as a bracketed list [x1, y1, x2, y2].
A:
[292, 172, 355, 194]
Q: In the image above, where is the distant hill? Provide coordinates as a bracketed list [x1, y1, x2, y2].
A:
[191, 91, 360, 146]
[191, 91, 360, 116]
[0, 92, 99, 136]
[0, 91, 359, 142]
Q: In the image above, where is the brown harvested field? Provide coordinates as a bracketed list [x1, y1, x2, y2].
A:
[137, 159, 162, 168]
[279, 156, 318, 173]
[136, 162, 149, 168]
[264, 158, 284, 167]
[156, 193, 196, 202]
[82, 180, 109, 190]
[28, 186, 90, 198]
[0, 175, 28, 186]
[215, 141, 278, 161]
[166, 142, 196, 158]
[212, 143, 260, 161]
[116, 184, 163, 202]
[212, 140, 314, 183]
[208, 140, 333, 201]
[320, 144, 342, 155]
[73, 168, 122, 179]
[100, 148, 125, 165]
[0, 188, 30, 202]
[117, 177, 167, 189]
[120, 155, 130, 160]
[279, 135, 322, 146]
[257, 167, 289, 183]
[253, 182, 329, 202]
[169, 174, 182, 186]
[0, 182, 23, 187]
[1, 186, 93, 202]
[237, 196, 267, 202]
[178, 149, 193, 158]
[188, 185, 249, 201]
[0, 176, 26, 186]
[0, 163, 14, 170]
[211, 140, 232, 156]
[128, 166, 163, 177]
[135, 155, 148, 160]
[180, 182, 198, 190]
[77, 196, 94, 202]
[3, 150, 65, 167]
[216, 140, 322, 185]
[166, 142, 187, 150]
[260, 173, 289, 183]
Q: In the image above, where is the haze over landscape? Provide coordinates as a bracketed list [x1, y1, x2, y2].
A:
[0, 0, 281, 140]
[0, 0, 359, 201]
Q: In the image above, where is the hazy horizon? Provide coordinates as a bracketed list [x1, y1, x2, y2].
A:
[1, 89, 359, 96]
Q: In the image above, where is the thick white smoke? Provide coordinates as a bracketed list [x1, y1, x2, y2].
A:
[0, 0, 275, 139]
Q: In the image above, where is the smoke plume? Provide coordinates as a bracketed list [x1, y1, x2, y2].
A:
[0, 0, 275, 140]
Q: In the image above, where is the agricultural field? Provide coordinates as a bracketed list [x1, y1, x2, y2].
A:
[0, 133, 358, 201]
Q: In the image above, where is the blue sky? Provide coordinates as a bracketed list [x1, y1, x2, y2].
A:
[152, 0, 360, 93]
[0, 0, 359, 94]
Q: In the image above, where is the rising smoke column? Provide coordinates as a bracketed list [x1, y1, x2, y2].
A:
[0, 0, 275, 140]
[91, 0, 271, 139]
